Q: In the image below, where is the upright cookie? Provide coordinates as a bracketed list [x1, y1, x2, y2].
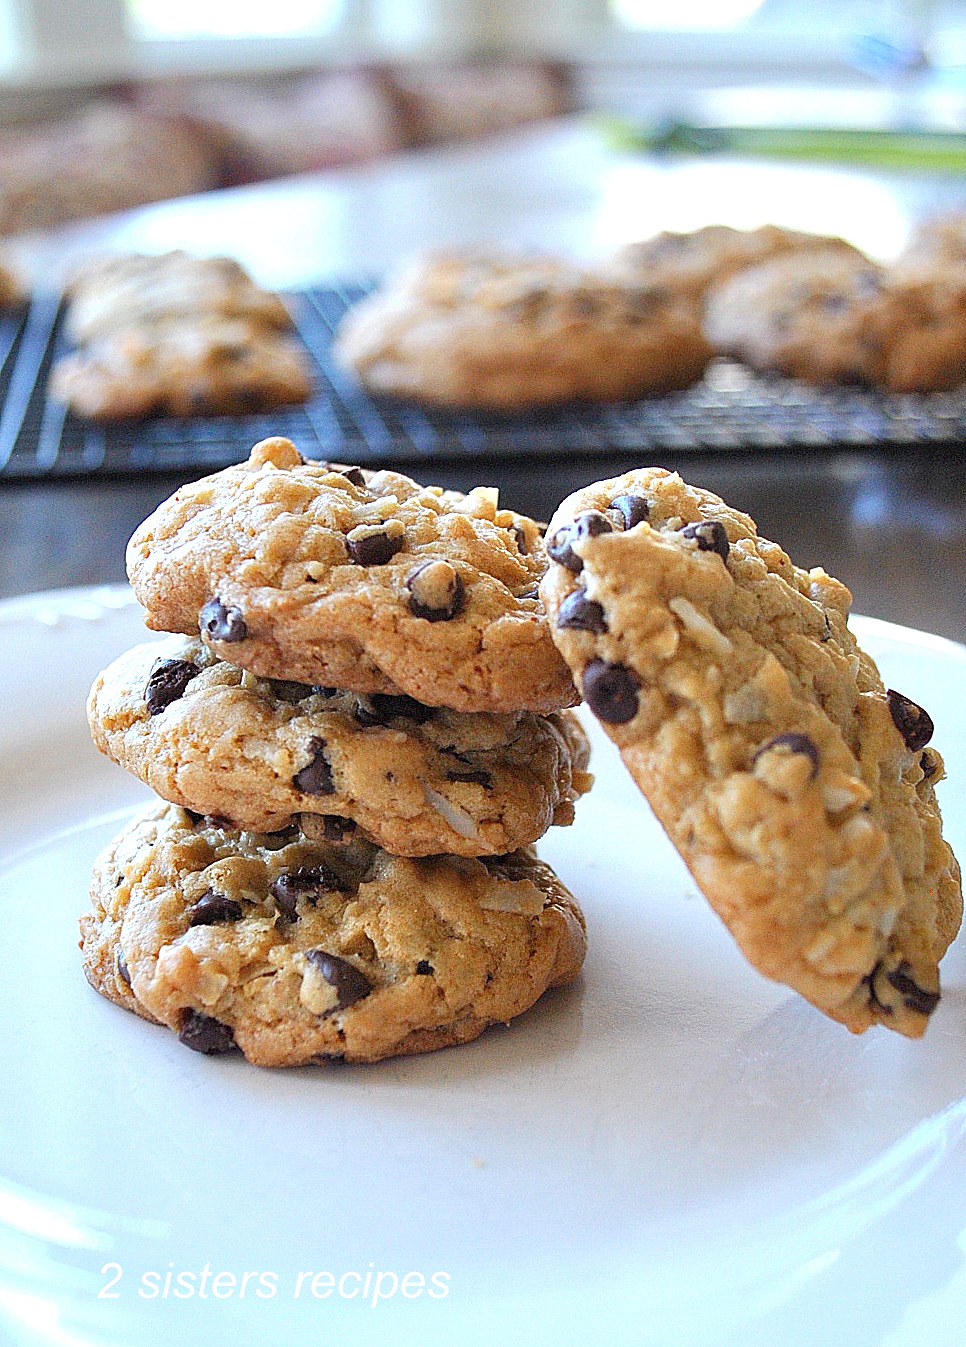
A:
[332, 250, 712, 409]
[703, 248, 888, 386]
[540, 468, 961, 1037]
[81, 802, 587, 1067]
[608, 224, 864, 311]
[127, 437, 578, 714]
[50, 316, 313, 420]
[88, 635, 592, 854]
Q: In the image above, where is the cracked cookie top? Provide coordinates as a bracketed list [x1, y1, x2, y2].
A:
[127, 437, 578, 713]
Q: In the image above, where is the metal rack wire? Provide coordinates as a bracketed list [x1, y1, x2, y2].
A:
[0, 283, 964, 479]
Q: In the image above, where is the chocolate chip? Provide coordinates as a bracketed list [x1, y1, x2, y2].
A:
[293, 737, 335, 795]
[445, 768, 492, 787]
[546, 511, 613, 573]
[517, 585, 540, 601]
[178, 1010, 236, 1055]
[510, 524, 529, 555]
[354, 693, 434, 727]
[116, 951, 131, 987]
[406, 560, 465, 621]
[682, 520, 730, 563]
[753, 732, 819, 777]
[887, 961, 940, 1017]
[347, 527, 405, 567]
[610, 493, 650, 530]
[920, 749, 940, 780]
[305, 950, 372, 1011]
[415, 960, 434, 975]
[200, 598, 248, 643]
[887, 689, 934, 751]
[338, 466, 367, 487]
[271, 865, 343, 920]
[556, 589, 607, 633]
[582, 658, 639, 724]
[144, 658, 200, 715]
[188, 890, 244, 926]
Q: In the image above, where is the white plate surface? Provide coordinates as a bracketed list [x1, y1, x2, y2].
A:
[1, 586, 965, 1347]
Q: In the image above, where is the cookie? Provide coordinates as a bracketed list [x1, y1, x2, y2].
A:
[703, 248, 890, 386]
[874, 266, 966, 394]
[609, 225, 864, 311]
[893, 210, 966, 272]
[126, 437, 578, 714]
[50, 315, 313, 421]
[80, 802, 587, 1066]
[332, 250, 712, 409]
[62, 251, 293, 344]
[88, 635, 592, 855]
[539, 467, 961, 1037]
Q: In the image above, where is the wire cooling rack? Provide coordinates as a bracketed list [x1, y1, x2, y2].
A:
[1, 283, 965, 480]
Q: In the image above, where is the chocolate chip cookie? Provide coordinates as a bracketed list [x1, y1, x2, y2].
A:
[88, 635, 592, 854]
[703, 248, 889, 386]
[609, 224, 864, 310]
[332, 250, 712, 409]
[50, 315, 313, 420]
[127, 437, 578, 714]
[62, 250, 293, 344]
[80, 802, 587, 1066]
[539, 467, 961, 1037]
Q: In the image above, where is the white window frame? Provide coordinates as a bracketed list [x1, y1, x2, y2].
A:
[0, 0, 870, 91]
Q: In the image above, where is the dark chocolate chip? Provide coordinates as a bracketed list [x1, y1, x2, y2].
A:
[178, 1010, 236, 1055]
[200, 598, 248, 643]
[610, 493, 650, 530]
[304, 950, 372, 1011]
[347, 528, 405, 567]
[184, 808, 205, 824]
[354, 693, 434, 727]
[556, 589, 607, 633]
[682, 519, 730, 563]
[293, 737, 335, 795]
[920, 749, 940, 780]
[144, 658, 201, 715]
[510, 524, 529, 555]
[582, 658, 639, 724]
[116, 951, 131, 987]
[753, 732, 820, 777]
[887, 961, 940, 1017]
[271, 865, 343, 920]
[517, 585, 540, 601]
[188, 890, 244, 926]
[415, 960, 434, 975]
[338, 466, 367, 487]
[546, 511, 613, 574]
[405, 561, 465, 622]
[445, 768, 492, 787]
[887, 689, 934, 751]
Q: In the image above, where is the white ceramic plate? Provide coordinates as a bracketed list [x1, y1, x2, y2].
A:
[1, 586, 965, 1347]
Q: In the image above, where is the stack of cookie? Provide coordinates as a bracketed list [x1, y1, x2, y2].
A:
[51, 251, 313, 421]
[81, 436, 591, 1066]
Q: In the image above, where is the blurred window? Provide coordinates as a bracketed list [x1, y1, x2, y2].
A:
[611, 0, 767, 31]
[127, 0, 346, 40]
